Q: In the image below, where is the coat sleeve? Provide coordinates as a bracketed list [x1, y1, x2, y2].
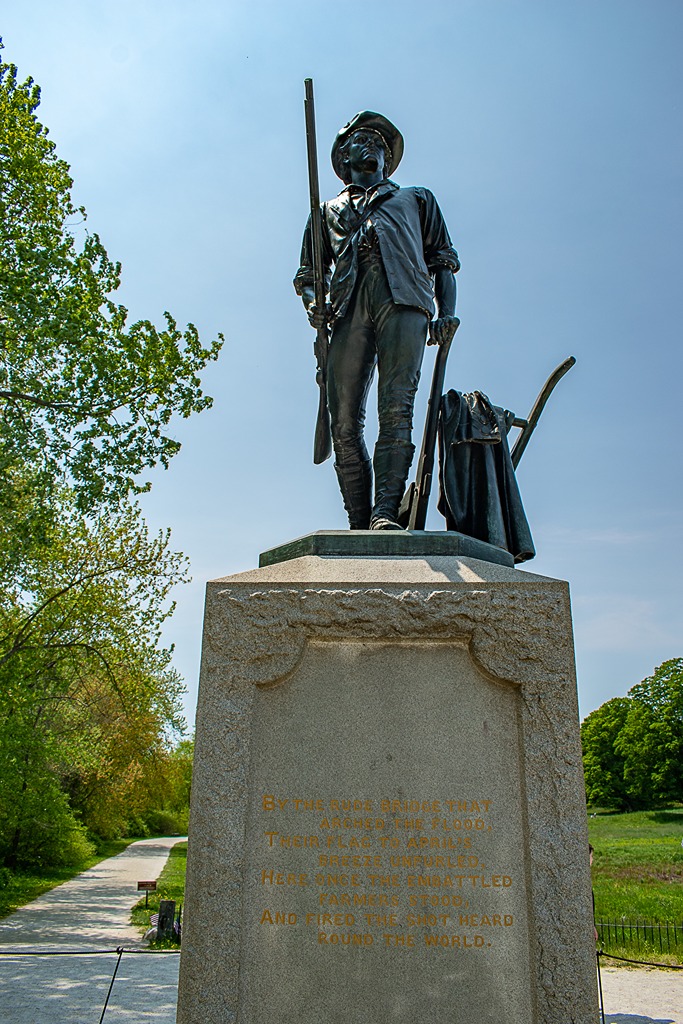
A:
[293, 208, 333, 296]
[417, 189, 461, 274]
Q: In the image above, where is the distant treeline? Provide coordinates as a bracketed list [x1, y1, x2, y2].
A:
[581, 658, 683, 811]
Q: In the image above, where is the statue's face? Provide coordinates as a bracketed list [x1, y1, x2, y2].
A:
[345, 129, 386, 176]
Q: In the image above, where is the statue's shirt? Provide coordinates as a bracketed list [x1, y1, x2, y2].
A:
[294, 180, 459, 319]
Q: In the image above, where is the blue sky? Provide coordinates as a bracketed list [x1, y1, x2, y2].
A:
[4, 0, 682, 727]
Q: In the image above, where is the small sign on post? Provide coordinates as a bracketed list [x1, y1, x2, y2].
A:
[137, 879, 157, 907]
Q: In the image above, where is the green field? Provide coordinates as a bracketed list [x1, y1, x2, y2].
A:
[588, 808, 683, 965]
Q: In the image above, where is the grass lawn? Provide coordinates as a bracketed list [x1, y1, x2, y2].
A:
[588, 807, 683, 965]
[130, 841, 187, 941]
[0, 836, 143, 920]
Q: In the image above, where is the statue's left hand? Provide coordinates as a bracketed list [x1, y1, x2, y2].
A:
[428, 315, 460, 346]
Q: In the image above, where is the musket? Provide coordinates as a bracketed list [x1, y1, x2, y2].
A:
[304, 78, 332, 465]
[399, 320, 460, 531]
[510, 355, 576, 468]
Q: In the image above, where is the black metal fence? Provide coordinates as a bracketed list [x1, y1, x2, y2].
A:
[597, 917, 683, 957]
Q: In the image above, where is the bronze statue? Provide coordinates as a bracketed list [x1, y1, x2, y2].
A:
[295, 107, 460, 530]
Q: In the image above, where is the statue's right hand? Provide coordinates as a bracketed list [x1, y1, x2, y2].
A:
[307, 302, 333, 329]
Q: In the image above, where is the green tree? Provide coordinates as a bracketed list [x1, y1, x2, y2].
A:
[0, 46, 220, 871]
[0, 494, 188, 866]
[128, 738, 195, 837]
[57, 668, 189, 840]
[159, 738, 194, 823]
[581, 697, 631, 809]
[0, 48, 223, 511]
[618, 659, 683, 808]
[581, 660, 683, 811]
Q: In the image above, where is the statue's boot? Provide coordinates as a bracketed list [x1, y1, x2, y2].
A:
[371, 441, 415, 530]
[334, 458, 373, 530]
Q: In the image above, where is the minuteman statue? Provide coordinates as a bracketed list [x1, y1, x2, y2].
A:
[294, 110, 460, 531]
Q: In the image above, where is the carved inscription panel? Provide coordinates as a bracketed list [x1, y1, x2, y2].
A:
[239, 642, 534, 1024]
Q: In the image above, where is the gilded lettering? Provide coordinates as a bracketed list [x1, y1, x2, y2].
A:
[325, 835, 372, 849]
[391, 855, 478, 869]
[406, 913, 450, 927]
[318, 892, 399, 908]
[409, 894, 464, 908]
[329, 799, 373, 813]
[406, 836, 471, 850]
[458, 914, 514, 927]
[318, 932, 374, 946]
[305, 913, 355, 927]
[383, 933, 415, 947]
[443, 799, 491, 813]
[259, 910, 299, 925]
[314, 873, 363, 887]
[320, 819, 384, 831]
[260, 869, 307, 886]
[424, 934, 486, 949]
[380, 800, 442, 814]
[407, 874, 466, 888]
[363, 913, 398, 927]
[319, 854, 381, 869]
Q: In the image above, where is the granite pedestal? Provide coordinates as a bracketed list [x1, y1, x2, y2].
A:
[177, 542, 597, 1024]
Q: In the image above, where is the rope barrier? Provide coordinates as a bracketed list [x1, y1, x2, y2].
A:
[598, 948, 683, 970]
[0, 949, 122, 956]
[4, 945, 683, 969]
[98, 947, 123, 1024]
[596, 951, 606, 1024]
[0, 943, 180, 1024]
[122, 948, 181, 954]
[0, 946, 180, 956]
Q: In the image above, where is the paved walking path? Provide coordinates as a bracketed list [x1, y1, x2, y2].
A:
[0, 836, 184, 1023]
[600, 963, 683, 1023]
[0, 837, 681, 1023]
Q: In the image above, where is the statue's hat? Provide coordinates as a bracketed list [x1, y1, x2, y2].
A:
[331, 111, 404, 183]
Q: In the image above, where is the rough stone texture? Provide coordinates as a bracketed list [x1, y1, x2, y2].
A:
[177, 555, 597, 1024]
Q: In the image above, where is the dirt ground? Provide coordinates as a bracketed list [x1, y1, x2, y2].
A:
[600, 963, 683, 1023]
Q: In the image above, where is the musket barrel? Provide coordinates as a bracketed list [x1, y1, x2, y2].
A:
[304, 78, 332, 464]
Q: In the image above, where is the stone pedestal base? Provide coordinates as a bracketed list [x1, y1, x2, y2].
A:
[177, 554, 597, 1024]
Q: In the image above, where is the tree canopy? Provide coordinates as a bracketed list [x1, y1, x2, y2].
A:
[581, 659, 683, 810]
[0, 49, 223, 510]
[0, 46, 220, 870]
[0, 490, 191, 867]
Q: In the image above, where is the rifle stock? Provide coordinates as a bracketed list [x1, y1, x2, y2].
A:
[313, 327, 331, 464]
[304, 78, 332, 465]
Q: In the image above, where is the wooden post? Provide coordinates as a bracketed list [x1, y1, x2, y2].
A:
[158, 899, 176, 942]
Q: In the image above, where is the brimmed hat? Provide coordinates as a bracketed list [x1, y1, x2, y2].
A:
[331, 111, 404, 183]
